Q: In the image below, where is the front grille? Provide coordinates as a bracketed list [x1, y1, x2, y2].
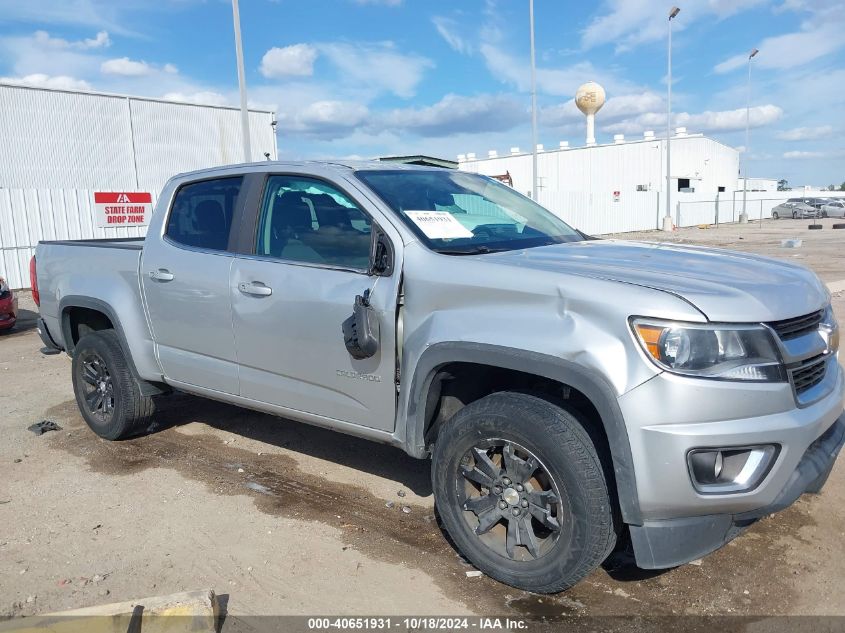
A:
[791, 355, 827, 394]
[769, 310, 824, 340]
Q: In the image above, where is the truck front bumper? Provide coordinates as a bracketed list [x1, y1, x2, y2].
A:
[629, 414, 845, 568]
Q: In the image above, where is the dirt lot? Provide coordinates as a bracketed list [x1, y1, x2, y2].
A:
[1, 217, 844, 625]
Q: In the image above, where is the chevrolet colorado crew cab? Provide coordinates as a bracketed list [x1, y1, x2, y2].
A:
[32, 162, 844, 593]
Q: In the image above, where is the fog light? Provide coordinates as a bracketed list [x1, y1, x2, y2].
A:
[687, 445, 778, 494]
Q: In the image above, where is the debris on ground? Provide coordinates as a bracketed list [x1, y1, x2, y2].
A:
[397, 490, 406, 497]
[385, 501, 395, 509]
[689, 559, 703, 566]
[237, 468, 245, 473]
[13, 458, 22, 463]
[0, 500, 10, 505]
[465, 570, 483, 578]
[25, 596, 36, 604]
[401, 506, 411, 514]
[781, 239, 802, 248]
[27, 420, 62, 435]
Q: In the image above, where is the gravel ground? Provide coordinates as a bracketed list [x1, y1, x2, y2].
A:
[1, 218, 843, 625]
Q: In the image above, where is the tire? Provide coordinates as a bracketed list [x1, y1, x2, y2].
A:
[431, 392, 616, 593]
[822, 211, 828, 218]
[772, 212, 779, 220]
[71, 330, 155, 440]
[792, 211, 798, 219]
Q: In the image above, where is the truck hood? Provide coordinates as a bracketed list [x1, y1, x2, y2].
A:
[486, 239, 828, 322]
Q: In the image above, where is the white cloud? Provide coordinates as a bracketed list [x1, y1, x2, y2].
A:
[582, 0, 767, 52]
[0, 73, 92, 91]
[479, 42, 635, 97]
[602, 104, 783, 135]
[162, 91, 229, 107]
[318, 42, 433, 98]
[260, 44, 318, 78]
[277, 100, 370, 139]
[775, 125, 834, 141]
[32, 29, 111, 50]
[382, 94, 525, 137]
[101, 57, 152, 76]
[715, 2, 845, 72]
[163, 63, 178, 74]
[432, 16, 472, 54]
[783, 150, 824, 159]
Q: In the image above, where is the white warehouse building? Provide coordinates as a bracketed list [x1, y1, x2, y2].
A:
[458, 128, 740, 201]
[0, 82, 277, 288]
[0, 82, 278, 193]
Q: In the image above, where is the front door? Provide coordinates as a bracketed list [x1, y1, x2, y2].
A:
[230, 174, 399, 431]
[141, 176, 244, 394]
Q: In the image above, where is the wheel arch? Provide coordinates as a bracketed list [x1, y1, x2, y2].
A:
[59, 296, 167, 397]
[401, 342, 642, 525]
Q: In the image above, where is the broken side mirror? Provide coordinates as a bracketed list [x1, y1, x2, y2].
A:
[370, 229, 394, 277]
[342, 290, 380, 360]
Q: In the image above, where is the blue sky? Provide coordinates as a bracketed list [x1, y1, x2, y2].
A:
[1, 0, 843, 187]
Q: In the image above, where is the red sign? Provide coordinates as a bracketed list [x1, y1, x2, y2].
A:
[613, 190, 621, 202]
[94, 192, 152, 228]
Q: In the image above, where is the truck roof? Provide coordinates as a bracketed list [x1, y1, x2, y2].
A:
[171, 159, 443, 182]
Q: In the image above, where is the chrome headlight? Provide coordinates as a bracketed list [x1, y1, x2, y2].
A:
[632, 318, 785, 382]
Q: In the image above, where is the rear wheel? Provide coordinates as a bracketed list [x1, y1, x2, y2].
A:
[71, 330, 155, 440]
[431, 392, 616, 593]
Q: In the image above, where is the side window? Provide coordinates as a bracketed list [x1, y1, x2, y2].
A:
[165, 177, 243, 251]
[256, 176, 372, 270]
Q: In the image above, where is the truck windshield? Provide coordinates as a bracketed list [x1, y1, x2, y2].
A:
[355, 170, 583, 254]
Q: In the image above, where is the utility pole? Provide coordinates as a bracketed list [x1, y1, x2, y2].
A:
[529, 0, 539, 201]
[739, 48, 759, 224]
[663, 6, 680, 232]
[232, 0, 252, 163]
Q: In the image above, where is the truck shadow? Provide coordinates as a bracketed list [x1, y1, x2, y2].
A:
[147, 392, 434, 497]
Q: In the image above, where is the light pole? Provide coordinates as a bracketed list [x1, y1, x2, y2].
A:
[662, 6, 680, 232]
[231, 0, 252, 163]
[529, 0, 539, 201]
[739, 47, 759, 224]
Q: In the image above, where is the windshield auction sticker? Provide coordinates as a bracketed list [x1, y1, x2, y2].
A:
[405, 210, 474, 240]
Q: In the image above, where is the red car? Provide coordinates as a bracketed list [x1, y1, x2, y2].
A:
[0, 277, 17, 330]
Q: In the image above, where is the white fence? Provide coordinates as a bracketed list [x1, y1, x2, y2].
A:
[0, 189, 151, 289]
[2, 186, 843, 290]
[539, 189, 845, 236]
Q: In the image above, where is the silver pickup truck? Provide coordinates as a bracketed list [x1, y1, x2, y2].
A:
[32, 161, 844, 593]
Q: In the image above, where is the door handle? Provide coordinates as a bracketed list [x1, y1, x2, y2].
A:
[238, 281, 273, 297]
[149, 269, 175, 282]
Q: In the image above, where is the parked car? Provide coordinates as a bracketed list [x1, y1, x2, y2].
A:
[771, 201, 817, 219]
[821, 199, 845, 218]
[0, 277, 17, 331]
[31, 162, 844, 594]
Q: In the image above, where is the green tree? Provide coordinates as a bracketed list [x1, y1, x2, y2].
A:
[777, 179, 791, 191]
[840, 181, 845, 191]
[828, 184, 836, 191]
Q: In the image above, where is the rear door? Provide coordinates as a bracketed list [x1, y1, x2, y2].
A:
[141, 176, 244, 394]
[229, 173, 401, 431]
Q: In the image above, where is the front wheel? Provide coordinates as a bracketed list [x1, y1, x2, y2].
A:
[431, 392, 617, 593]
[71, 330, 155, 440]
[772, 211, 779, 220]
[793, 211, 798, 219]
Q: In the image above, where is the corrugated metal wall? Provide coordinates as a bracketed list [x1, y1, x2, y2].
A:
[460, 135, 740, 202]
[0, 83, 276, 193]
[0, 188, 153, 289]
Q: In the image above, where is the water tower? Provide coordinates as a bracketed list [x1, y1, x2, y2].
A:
[575, 81, 606, 146]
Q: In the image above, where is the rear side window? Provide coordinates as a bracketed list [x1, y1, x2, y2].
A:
[166, 177, 243, 251]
